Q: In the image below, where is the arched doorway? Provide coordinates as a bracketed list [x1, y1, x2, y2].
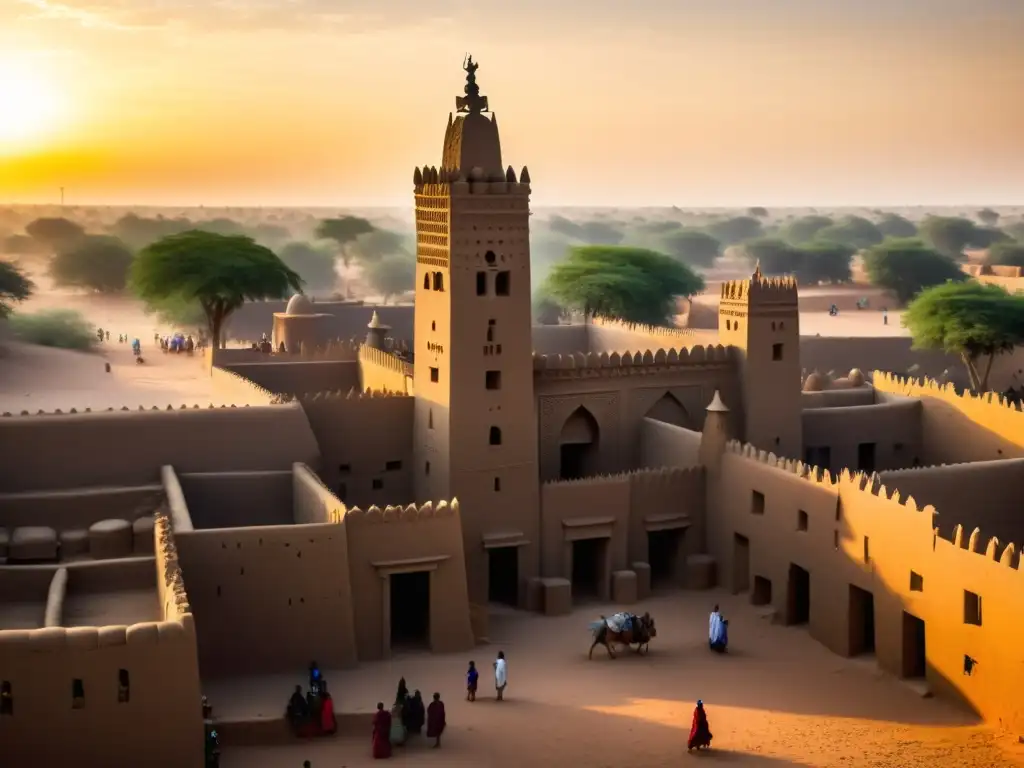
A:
[559, 407, 599, 480]
[644, 392, 690, 428]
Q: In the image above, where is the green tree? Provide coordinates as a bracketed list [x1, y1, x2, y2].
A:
[861, 238, 965, 304]
[278, 241, 337, 292]
[814, 215, 883, 250]
[349, 229, 411, 265]
[875, 213, 917, 239]
[530, 235, 573, 285]
[918, 216, 980, 258]
[142, 294, 207, 334]
[797, 241, 854, 284]
[315, 216, 376, 265]
[547, 214, 583, 240]
[747, 206, 769, 218]
[903, 281, 1024, 391]
[532, 288, 564, 325]
[362, 253, 414, 303]
[977, 208, 1000, 227]
[781, 215, 833, 245]
[577, 219, 625, 246]
[131, 230, 302, 348]
[2, 233, 43, 255]
[738, 238, 802, 275]
[658, 228, 721, 269]
[9, 309, 95, 351]
[542, 245, 704, 325]
[25, 217, 85, 251]
[49, 235, 134, 293]
[108, 213, 192, 250]
[705, 216, 762, 245]
[1004, 220, 1024, 242]
[0, 260, 34, 318]
[984, 241, 1024, 269]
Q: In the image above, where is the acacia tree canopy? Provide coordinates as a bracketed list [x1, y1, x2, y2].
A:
[657, 228, 721, 269]
[918, 216, 982, 258]
[985, 241, 1024, 268]
[131, 230, 302, 348]
[49, 235, 134, 293]
[542, 245, 705, 325]
[875, 213, 917, 239]
[903, 281, 1024, 391]
[861, 237, 965, 304]
[814, 215, 883, 250]
[277, 241, 337, 292]
[780, 215, 833, 245]
[315, 216, 377, 266]
[0, 260, 34, 318]
[25, 217, 85, 251]
[738, 238, 852, 284]
[705, 216, 762, 245]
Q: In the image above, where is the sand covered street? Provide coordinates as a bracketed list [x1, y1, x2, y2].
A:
[213, 592, 1024, 768]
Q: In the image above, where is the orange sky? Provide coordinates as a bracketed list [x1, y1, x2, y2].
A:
[0, 1, 1022, 207]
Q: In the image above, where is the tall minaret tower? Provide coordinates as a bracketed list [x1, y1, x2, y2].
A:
[412, 57, 539, 607]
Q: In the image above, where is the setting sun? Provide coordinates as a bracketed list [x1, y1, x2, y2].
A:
[0, 56, 66, 153]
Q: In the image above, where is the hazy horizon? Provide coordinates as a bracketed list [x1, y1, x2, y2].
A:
[2, 1, 1022, 208]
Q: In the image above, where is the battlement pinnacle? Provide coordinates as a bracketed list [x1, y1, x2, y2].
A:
[456, 54, 489, 114]
[706, 390, 729, 412]
[752, 260, 763, 281]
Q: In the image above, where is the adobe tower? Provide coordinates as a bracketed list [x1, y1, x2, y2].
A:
[717, 264, 802, 459]
[412, 57, 540, 606]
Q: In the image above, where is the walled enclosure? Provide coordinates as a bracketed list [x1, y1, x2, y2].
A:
[225, 301, 414, 346]
[0, 514, 204, 767]
[707, 438, 1024, 735]
[0, 483, 163, 532]
[801, 399, 924, 473]
[178, 470, 294, 529]
[0, 402, 321, 492]
[169, 464, 358, 676]
[219, 361, 361, 398]
[359, 345, 415, 395]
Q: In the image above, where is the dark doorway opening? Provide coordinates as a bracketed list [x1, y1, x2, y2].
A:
[571, 538, 605, 600]
[804, 445, 831, 472]
[901, 612, 926, 679]
[752, 575, 772, 606]
[848, 585, 876, 656]
[857, 442, 877, 474]
[786, 563, 810, 625]
[647, 529, 682, 589]
[390, 571, 430, 649]
[733, 534, 751, 594]
[559, 407, 599, 480]
[488, 546, 519, 607]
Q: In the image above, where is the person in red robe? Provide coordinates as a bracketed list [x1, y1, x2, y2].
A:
[426, 692, 446, 748]
[320, 690, 336, 735]
[687, 700, 712, 751]
[372, 702, 392, 759]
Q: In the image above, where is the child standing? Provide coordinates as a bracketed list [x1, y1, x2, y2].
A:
[466, 660, 479, 701]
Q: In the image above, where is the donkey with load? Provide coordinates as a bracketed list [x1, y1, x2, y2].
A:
[588, 612, 657, 659]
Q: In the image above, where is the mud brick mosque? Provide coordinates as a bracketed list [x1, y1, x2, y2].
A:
[2, 59, 1024, 766]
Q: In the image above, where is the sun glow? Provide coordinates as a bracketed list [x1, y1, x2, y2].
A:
[0, 56, 67, 153]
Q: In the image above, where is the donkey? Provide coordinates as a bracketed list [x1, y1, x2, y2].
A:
[588, 613, 657, 660]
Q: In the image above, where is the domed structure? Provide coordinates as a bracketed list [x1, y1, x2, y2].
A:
[802, 372, 826, 392]
[285, 294, 314, 316]
[847, 368, 865, 387]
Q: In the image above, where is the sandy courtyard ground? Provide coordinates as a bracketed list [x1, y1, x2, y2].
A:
[212, 591, 1023, 768]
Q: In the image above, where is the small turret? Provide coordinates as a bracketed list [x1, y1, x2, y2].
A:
[698, 390, 731, 473]
[365, 310, 391, 351]
[520, 166, 531, 184]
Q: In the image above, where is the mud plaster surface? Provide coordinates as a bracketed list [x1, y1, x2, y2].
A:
[0, 601, 46, 630]
[211, 591, 1024, 768]
[61, 589, 161, 628]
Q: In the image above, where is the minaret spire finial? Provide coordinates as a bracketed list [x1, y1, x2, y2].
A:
[753, 260, 763, 281]
[456, 54, 489, 114]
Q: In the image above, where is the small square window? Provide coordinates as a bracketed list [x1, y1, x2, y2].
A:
[72, 679, 85, 709]
[772, 343, 783, 361]
[476, 272, 487, 296]
[338, 463, 351, 474]
[751, 491, 765, 515]
[430, 367, 439, 383]
[385, 460, 402, 471]
[495, 271, 510, 296]
[910, 571, 923, 592]
[372, 478, 383, 491]
[425, 461, 430, 476]
[797, 510, 808, 531]
[494, 477, 501, 492]
[485, 370, 501, 390]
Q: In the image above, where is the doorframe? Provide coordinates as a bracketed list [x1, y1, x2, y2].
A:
[643, 515, 689, 587]
[372, 555, 450, 659]
[482, 533, 530, 608]
[562, 516, 615, 602]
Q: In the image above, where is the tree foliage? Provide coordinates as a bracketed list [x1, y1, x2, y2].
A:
[984, 241, 1024, 269]
[362, 253, 414, 302]
[108, 214, 192, 250]
[918, 216, 981, 258]
[0, 260, 34, 318]
[657, 228, 721, 269]
[814, 215, 883, 250]
[875, 213, 917, 239]
[1004, 220, 1024, 242]
[25, 217, 85, 250]
[542, 246, 704, 325]
[747, 206, 769, 218]
[141, 294, 207, 333]
[738, 238, 852, 285]
[9, 309, 95, 351]
[861, 238, 965, 304]
[780, 215, 833, 245]
[49, 235, 134, 293]
[349, 229, 411, 265]
[2, 233, 44, 255]
[532, 288, 564, 325]
[131, 230, 302, 348]
[705, 216, 762, 245]
[903, 281, 1024, 391]
[977, 208, 1000, 227]
[315, 216, 376, 265]
[277, 241, 337, 292]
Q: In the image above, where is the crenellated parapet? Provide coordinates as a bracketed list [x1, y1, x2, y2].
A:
[413, 165, 531, 197]
[359, 344, 414, 377]
[533, 345, 734, 378]
[273, 387, 412, 404]
[542, 466, 702, 487]
[720, 265, 798, 307]
[329, 498, 460, 525]
[154, 511, 192, 621]
[589, 316, 700, 343]
[1, 402, 264, 418]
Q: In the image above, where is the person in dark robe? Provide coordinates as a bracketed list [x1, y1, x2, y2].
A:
[405, 690, 425, 736]
[372, 702, 392, 759]
[466, 660, 479, 702]
[426, 692, 446, 748]
[687, 700, 713, 751]
[287, 685, 309, 730]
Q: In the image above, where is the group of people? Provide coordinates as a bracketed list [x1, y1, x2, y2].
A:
[372, 678, 446, 758]
[285, 662, 337, 738]
[158, 332, 197, 354]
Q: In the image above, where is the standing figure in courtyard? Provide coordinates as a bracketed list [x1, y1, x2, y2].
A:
[466, 660, 478, 702]
[709, 604, 728, 653]
[405, 690, 425, 737]
[426, 692, 446, 748]
[687, 700, 713, 751]
[390, 679, 408, 746]
[494, 651, 508, 701]
[372, 702, 392, 759]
